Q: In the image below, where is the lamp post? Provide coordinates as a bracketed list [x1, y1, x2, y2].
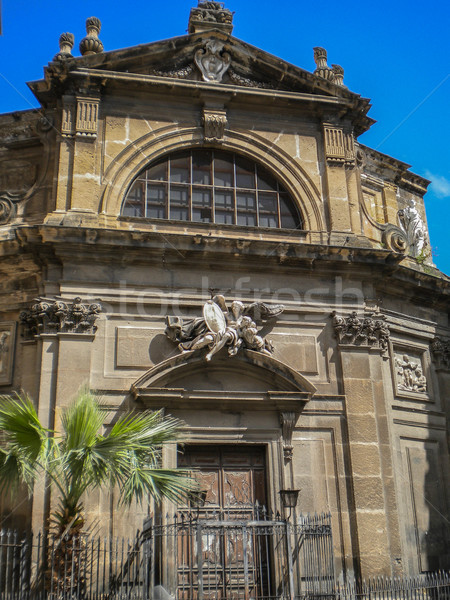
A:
[279, 489, 300, 520]
[189, 489, 208, 519]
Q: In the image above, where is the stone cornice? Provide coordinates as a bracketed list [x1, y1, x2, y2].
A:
[30, 67, 366, 117]
[359, 143, 430, 196]
[1, 224, 449, 300]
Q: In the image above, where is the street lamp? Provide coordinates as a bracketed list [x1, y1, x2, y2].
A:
[279, 489, 300, 519]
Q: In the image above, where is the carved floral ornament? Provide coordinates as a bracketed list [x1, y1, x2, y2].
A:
[20, 297, 102, 338]
[165, 295, 284, 362]
[332, 310, 390, 354]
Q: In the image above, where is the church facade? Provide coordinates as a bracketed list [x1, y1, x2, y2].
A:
[0, 1, 449, 582]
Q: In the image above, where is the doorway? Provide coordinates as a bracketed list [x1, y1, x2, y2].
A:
[175, 445, 270, 599]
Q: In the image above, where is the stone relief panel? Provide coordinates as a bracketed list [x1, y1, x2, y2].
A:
[395, 353, 427, 394]
[391, 344, 431, 401]
[0, 322, 16, 386]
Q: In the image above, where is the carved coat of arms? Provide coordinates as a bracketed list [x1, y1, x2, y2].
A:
[195, 40, 231, 82]
[165, 295, 284, 362]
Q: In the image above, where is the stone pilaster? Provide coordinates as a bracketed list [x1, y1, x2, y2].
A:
[338, 344, 401, 576]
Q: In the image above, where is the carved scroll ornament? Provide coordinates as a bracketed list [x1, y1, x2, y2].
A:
[332, 311, 390, 354]
[165, 295, 284, 362]
[20, 297, 102, 338]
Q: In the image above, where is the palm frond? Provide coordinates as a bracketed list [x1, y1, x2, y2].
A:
[0, 394, 48, 495]
[0, 393, 47, 461]
[117, 467, 198, 506]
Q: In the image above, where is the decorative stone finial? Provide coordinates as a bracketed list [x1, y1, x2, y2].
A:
[313, 47, 333, 80]
[53, 32, 75, 62]
[314, 48, 347, 86]
[79, 17, 104, 56]
[331, 64, 345, 86]
[188, 1, 234, 35]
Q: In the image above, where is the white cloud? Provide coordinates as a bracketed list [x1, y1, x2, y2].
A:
[424, 171, 450, 199]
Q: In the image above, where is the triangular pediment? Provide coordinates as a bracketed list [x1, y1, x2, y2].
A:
[28, 28, 373, 134]
[39, 30, 367, 101]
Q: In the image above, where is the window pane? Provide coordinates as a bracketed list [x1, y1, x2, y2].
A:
[147, 161, 167, 181]
[215, 191, 234, 225]
[170, 154, 190, 183]
[122, 203, 143, 217]
[258, 193, 278, 228]
[257, 170, 277, 191]
[236, 156, 255, 189]
[123, 181, 145, 217]
[237, 192, 256, 226]
[280, 195, 300, 229]
[193, 151, 211, 185]
[146, 183, 166, 219]
[214, 153, 233, 187]
[170, 185, 189, 220]
[192, 188, 212, 222]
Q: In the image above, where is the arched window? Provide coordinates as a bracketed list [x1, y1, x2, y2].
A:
[121, 150, 303, 230]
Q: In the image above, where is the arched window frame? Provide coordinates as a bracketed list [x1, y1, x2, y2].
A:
[121, 149, 303, 230]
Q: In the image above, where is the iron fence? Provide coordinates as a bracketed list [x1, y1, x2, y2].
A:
[1, 513, 448, 600]
[336, 572, 450, 600]
[146, 509, 334, 600]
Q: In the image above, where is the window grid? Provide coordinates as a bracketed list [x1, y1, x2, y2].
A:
[122, 150, 302, 230]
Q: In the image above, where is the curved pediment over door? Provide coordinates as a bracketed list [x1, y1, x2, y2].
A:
[131, 349, 316, 412]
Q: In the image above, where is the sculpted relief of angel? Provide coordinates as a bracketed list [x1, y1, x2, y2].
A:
[165, 295, 284, 362]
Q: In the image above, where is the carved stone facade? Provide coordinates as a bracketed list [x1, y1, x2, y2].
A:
[0, 1, 449, 583]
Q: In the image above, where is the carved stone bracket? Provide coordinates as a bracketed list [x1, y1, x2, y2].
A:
[75, 96, 100, 139]
[61, 95, 99, 140]
[332, 311, 390, 354]
[431, 337, 450, 370]
[203, 108, 227, 142]
[20, 297, 102, 338]
[61, 96, 76, 138]
[279, 411, 296, 462]
[323, 124, 355, 166]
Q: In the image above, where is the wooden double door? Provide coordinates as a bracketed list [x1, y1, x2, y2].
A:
[176, 446, 270, 599]
[178, 445, 267, 517]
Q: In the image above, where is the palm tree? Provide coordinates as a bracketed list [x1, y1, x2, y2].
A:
[0, 389, 195, 537]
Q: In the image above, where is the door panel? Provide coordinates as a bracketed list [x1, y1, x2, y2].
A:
[177, 446, 268, 599]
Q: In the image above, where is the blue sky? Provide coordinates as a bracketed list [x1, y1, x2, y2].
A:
[1, 1, 449, 274]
